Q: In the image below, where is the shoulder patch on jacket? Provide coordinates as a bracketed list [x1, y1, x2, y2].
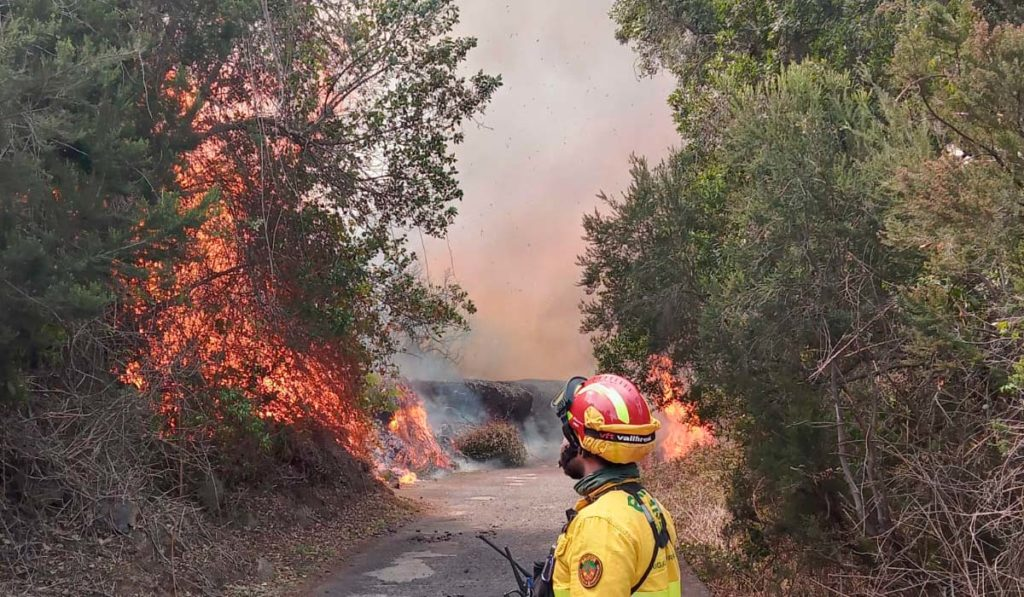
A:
[578, 552, 603, 588]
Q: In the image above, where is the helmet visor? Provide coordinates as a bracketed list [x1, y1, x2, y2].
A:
[551, 376, 588, 420]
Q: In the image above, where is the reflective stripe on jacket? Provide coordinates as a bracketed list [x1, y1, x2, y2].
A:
[552, 481, 681, 596]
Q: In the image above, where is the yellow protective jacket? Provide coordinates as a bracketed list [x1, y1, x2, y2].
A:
[552, 480, 681, 596]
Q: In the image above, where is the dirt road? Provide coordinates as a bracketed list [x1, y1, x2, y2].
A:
[305, 463, 709, 597]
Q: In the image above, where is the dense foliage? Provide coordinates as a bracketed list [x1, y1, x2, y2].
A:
[0, 0, 496, 585]
[0, 0, 208, 400]
[584, 0, 1024, 591]
[0, 0, 496, 403]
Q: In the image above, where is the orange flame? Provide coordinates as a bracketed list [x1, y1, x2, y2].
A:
[658, 401, 714, 461]
[117, 67, 455, 489]
[118, 68, 402, 469]
[380, 384, 451, 485]
[647, 355, 714, 461]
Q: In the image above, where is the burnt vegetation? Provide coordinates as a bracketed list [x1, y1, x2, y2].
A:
[0, 0, 496, 592]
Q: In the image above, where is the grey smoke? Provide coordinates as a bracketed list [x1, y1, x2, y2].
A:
[414, 0, 677, 381]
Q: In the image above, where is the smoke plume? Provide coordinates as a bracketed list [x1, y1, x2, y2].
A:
[416, 0, 677, 381]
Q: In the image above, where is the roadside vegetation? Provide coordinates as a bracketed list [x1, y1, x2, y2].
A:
[586, 1, 1024, 593]
[0, 0, 496, 592]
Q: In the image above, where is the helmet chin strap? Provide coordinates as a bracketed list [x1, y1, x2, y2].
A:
[562, 422, 583, 459]
[554, 375, 590, 463]
[559, 425, 585, 473]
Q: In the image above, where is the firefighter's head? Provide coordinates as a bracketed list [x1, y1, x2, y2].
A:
[551, 374, 660, 478]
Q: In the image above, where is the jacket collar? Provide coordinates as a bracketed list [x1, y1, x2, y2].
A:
[573, 477, 641, 512]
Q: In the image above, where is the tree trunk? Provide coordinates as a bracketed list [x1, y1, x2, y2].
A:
[864, 388, 892, 535]
[832, 363, 868, 533]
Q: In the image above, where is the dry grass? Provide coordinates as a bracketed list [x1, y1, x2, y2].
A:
[643, 443, 866, 596]
[644, 443, 735, 549]
[0, 371, 411, 595]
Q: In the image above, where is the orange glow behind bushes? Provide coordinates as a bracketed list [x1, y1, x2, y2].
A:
[119, 71, 445, 483]
[647, 355, 714, 461]
[381, 385, 452, 483]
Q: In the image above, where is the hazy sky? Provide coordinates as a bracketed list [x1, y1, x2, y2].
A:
[415, 0, 677, 381]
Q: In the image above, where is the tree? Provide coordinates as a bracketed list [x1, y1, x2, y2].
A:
[589, 0, 1024, 591]
[118, 0, 500, 434]
[579, 151, 725, 384]
[0, 0, 206, 401]
[582, 63, 902, 543]
[0, 0, 499, 403]
[865, 4, 1024, 591]
[609, 0, 898, 133]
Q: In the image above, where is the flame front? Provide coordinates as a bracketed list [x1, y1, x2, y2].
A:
[118, 70, 442, 474]
[380, 385, 451, 484]
[647, 355, 714, 461]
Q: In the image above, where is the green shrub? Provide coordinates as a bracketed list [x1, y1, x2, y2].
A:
[455, 421, 527, 467]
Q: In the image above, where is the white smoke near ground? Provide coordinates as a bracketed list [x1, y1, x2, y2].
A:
[393, 348, 565, 467]
[391, 346, 464, 382]
[521, 417, 561, 463]
[516, 380, 564, 462]
[391, 344, 486, 432]
[446, 455, 506, 474]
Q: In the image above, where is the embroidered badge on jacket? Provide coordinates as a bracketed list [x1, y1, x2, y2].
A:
[578, 553, 603, 588]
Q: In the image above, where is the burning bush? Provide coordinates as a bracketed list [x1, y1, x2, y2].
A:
[377, 384, 452, 485]
[1, 0, 495, 592]
[454, 422, 528, 467]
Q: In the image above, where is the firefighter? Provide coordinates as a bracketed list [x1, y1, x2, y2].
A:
[536, 374, 681, 596]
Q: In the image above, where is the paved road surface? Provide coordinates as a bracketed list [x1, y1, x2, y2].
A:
[306, 464, 710, 597]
